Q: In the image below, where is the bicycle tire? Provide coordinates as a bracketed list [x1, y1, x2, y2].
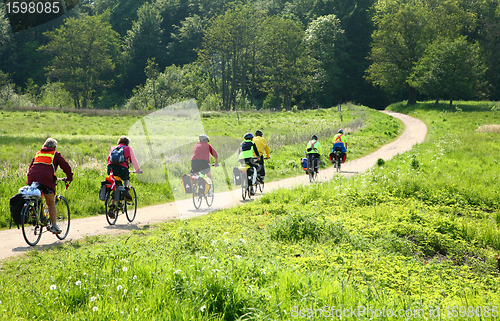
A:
[258, 179, 264, 193]
[55, 195, 70, 240]
[206, 181, 214, 207]
[21, 201, 42, 246]
[193, 181, 202, 209]
[125, 186, 137, 222]
[105, 191, 119, 225]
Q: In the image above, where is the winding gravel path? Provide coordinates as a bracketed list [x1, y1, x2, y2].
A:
[0, 111, 427, 261]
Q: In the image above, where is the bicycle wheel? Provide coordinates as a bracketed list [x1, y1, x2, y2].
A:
[192, 181, 202, 209]
[258, 178, 264, 193]
[105, 191, 118, 225]
[55, 195, 70, 240]
[206, 181, 214, 207]
[21, 202, 42, 246]
[125, 187, 137, 222]
[337, 156, 341, 172]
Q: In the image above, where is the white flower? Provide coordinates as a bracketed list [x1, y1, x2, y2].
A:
[174, 270, 182, 274]
[75, 280, 82, 286]
[92, 307, 98, 312]
[117, 285, 123, 291]
[123, 289, 128, 294]
[50, 284, 57, 291]
[90, 296, 97, 302]
[122, 267, 128, 272]
[200, 305, 206, 312]
[133, 275, 138, 280]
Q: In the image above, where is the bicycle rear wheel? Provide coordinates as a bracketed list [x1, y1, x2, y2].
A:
[105, 191, 118, 225]
[55, 195, 70, 240]
[21, 202, 42, 246]
[258, 178, 264, 193]
[125, 187, 137, 222]
[193, 181, 202, 209]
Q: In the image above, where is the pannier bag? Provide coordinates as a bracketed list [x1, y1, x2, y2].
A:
[182, 174, 193, 193]
[202, 177, 212, 194]
[233, 167, 242, 185]
[10, 193, 26, 227]
[328, 153, 335, 164]
[99, 180, 109, 201]
[301, 158, 308, 171]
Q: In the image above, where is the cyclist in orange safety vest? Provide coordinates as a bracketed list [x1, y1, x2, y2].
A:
[332, 129, 347, 164]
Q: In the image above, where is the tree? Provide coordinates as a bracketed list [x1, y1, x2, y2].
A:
[409, 37, 485, 108]
[167, 15, 205, 66]
[365, 0, 472, 105]
[40, 12, 120, 108]
[259, 16, 308, 110]
[304, 14, 348, 107]
[198, 3, 263, 110]
[123, 3, 165, 90]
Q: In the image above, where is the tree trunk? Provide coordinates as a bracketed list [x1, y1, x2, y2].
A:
[407, 86, 417, 105]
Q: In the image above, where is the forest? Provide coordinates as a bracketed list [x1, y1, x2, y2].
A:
[1, 0, 499, 111]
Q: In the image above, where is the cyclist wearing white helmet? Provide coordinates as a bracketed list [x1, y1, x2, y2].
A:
[252, 130, 270, 180]
[191, 134, 219, 179]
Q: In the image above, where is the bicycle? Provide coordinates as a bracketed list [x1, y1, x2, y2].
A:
[306, 154, 319, 182]
[332, 147, 343, 172]
[104, 172, 138, 225]
[240, 163, 261, 200]
[191, 172, 215, 209]
[20, 179, 71, 246]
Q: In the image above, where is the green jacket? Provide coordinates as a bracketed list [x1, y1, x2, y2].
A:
[306, 140, 322, 154]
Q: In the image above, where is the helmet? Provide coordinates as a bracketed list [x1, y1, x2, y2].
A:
[338, 129, 343, 134]
[244, 133, 254, 140]
[199, 134, 210, 142]
[255, 130, 263, 137]
[311, 135, 318, 140]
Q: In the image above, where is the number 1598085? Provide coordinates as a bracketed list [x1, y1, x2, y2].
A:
[5, 1, 60, 14]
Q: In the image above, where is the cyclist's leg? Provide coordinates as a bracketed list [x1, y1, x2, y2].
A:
[45, 193, 57, 224]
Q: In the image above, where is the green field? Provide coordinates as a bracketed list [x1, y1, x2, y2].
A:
[0, 104, 400, 228]
[1, 101, 499, 320]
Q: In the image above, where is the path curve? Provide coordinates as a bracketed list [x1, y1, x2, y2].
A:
[0, 111, 427, 261]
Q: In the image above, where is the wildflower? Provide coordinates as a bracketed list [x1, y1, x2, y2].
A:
[50, 284, 57, 291]
[75, 280, 82, 286]
[122, 267, 128, 272]
[117, 285, 123, 291]
[133, 275, 138, 280]
[200, 305, 206, 312]
[174, 270, 181, 274]
[92, 306, 98, 312]
[90, 296, 97, 302]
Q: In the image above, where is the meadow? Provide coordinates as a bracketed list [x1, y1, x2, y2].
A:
[0, 103, 401, 228]
[0, 101, 499, 320]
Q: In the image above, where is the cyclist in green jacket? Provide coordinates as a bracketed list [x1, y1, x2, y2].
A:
[306, 135, 322, 173]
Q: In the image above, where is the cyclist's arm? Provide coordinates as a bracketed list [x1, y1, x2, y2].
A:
[55, 152, 73, 181]
[252, 143, 260, 159]
[128, 147, 141, 173]
[264, 143, 271, 159]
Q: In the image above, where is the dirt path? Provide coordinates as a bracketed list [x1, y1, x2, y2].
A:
[0, 111, 427, 261]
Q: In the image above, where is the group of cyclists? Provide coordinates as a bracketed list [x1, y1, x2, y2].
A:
[24, 129, 347, 233]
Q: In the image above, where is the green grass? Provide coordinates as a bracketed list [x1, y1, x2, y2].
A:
[0, 104, 401, 228]
[1, 101, 499, 319]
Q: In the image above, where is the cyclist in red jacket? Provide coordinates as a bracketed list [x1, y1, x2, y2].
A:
[27, 138, 73, 234]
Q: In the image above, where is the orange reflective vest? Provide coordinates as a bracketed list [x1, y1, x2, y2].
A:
[334, 134, 344, 144]
[34, 150, 55, 165]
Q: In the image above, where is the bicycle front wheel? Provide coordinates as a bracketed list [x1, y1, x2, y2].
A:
[21, 202, 42, 246]
[55, 195, 70, 240]
[105, 191, 118, 225]
[125, 186, 137, 222]
[193, 182, 202, 209]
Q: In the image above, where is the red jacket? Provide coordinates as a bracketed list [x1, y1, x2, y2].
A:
[27, 147, 73, 189]
[191, 142, 218, 162]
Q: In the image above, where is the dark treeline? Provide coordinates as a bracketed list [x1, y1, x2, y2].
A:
[0, 0, 499, 111]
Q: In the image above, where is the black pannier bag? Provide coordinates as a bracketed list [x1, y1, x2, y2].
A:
[233, 167, 242, 185]
[10, 193, 26, 228]
[182, 174, 193, 193]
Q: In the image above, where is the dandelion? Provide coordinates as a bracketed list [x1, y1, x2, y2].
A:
[133, 275, 138, 280]
[122, 267, 128, 272]
[117, 285, 123, 291]
[50, 284, 57, 291]
[90, 296, 97, 302]
[75, 280, 82, 286]
[200, 305, 206, 312]
[174, 270, 182, 274]
[92, 306, 98, 312]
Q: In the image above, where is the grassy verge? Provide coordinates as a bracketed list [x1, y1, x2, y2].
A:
[1, 101, 499, 319]
[0, 104, 401, 228]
